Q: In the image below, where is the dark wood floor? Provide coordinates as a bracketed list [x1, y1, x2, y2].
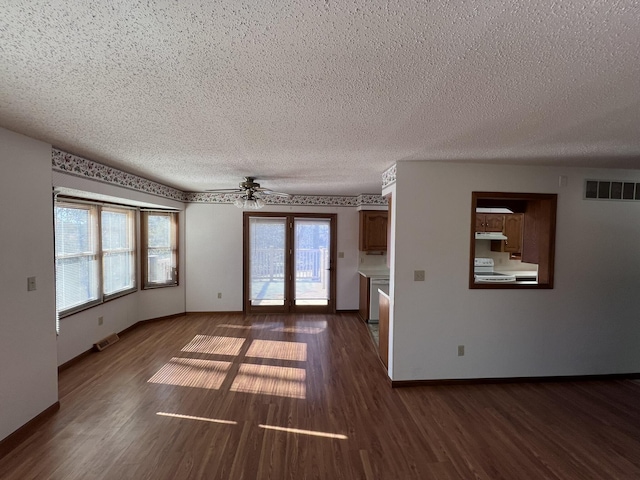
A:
[1, 313, 639, 479]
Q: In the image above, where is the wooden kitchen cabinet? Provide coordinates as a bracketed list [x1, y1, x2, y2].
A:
[475, 213, 503, 232]
[359, 210, 388, 251]
[503, 213, 523, 254]
[491, 213, 523, 255]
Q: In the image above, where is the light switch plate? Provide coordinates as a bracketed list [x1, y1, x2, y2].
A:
[27, 276, 36, 291]
[414, 270, 425, 281]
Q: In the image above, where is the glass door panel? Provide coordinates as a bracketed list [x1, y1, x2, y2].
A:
[248, 217, 286, 306]
[294, 218, 330, 306]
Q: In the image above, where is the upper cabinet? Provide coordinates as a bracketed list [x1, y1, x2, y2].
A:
[475, 213, 503, 232]
[491, 213, 524, 256]
[359, 210, 388, 251]
[502, 213, 524, 254]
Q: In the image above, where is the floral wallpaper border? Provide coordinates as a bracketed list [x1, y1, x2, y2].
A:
[382, 164, 397, 188]
[52, 149, 187, 202]
[52, 149, 387, 207]
[186, 192, 387, 206]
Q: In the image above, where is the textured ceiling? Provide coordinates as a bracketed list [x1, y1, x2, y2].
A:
[1, 1, 639, 195]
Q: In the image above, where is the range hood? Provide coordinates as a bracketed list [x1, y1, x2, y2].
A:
[475, 232, 508, 240]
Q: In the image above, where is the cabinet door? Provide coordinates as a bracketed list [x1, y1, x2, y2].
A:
[476, 214, 503, 232]
[503, 214, 523, 253]
[359, 211, 388, 251]
[484, 214, 504, 232]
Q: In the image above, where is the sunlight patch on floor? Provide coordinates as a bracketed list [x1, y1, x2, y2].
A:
[181, 334, 245, 356]
[148, 358, 231, 390]
[156, 412, 237, 425]
[246, 339, 307, 362]
[271, 325, 325, 334]
[230, 364, 306, 399]
[258, 424, 348, 440]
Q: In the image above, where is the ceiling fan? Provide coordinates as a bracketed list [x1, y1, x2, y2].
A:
[205, 176, 291, 209]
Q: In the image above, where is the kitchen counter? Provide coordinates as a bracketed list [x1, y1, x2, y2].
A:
[495, 269, 538, 284]
[358, 268, 390, 279]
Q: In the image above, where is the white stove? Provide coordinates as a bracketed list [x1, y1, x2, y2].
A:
[474, 258, 516, 283]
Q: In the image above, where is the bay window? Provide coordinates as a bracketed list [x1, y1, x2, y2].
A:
[55, 200, 137, 317]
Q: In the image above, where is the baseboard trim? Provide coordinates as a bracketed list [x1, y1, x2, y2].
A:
[337, 309, 359, 314]
[58, 348, 93, 372]
[0, 401, 60, 460]
[391, 372, 640, 388]
[119, 312, 186, 336]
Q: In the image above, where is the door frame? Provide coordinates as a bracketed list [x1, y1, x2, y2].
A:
[243, 212, 337, 314]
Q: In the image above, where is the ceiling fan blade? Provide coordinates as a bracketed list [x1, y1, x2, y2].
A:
[204, 188, 243, 193]
[259, 190, 291, 197]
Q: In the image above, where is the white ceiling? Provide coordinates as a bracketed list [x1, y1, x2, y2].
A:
[1, 1, 639, 195]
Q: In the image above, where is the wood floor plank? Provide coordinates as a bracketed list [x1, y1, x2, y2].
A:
[1, 312, 639, 479]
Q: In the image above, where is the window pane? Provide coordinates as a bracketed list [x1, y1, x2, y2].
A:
[294, 219, 330, 306]
[55, 203, 100, 313]
[56, 256, 99, 311]
[148, 215, 171, 248]
[143, 211, 178, 288]
[55, 206, 96, 255]
[249, 217, 286, 305]
[102, 210, 128, 250]
[148, 248, 174, 284]
[103, 251, 134, 295]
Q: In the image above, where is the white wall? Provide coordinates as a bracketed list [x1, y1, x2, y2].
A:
[0, 129, 58, 441]
[185, 203, 361, 311]
[390, 161, 640, 381]
[52, 171, 186, 365]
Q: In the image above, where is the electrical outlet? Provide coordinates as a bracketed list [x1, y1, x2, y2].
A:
[217, 292, 222, 299]
[414, 270, 425, 281]
[458, 345, 465, 356]
[98, 316, 104, 326]
[338, 251, 345, 258]
[27, 276, 36, 291]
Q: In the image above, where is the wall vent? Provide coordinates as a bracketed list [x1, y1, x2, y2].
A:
[94, 333, 119, 351]
[585, 180, 640, 201]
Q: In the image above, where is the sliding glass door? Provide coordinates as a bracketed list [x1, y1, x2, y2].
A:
[244, 213, 336, 313]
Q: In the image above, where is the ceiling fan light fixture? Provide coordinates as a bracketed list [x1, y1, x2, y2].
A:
[234, 195, 264, 210]
[208, 177, 286, 210]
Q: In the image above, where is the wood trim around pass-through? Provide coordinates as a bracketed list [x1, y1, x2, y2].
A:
[469, 192, 557, 289]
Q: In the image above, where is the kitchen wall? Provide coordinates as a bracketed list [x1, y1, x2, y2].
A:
[185, 203, 361, 311]
[359, 251, 388, 269]
[474, 241, 538, 271]
[387, 161, 640, 381]
[0, 129, 58, 442]
[52, 171, 187, 365]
